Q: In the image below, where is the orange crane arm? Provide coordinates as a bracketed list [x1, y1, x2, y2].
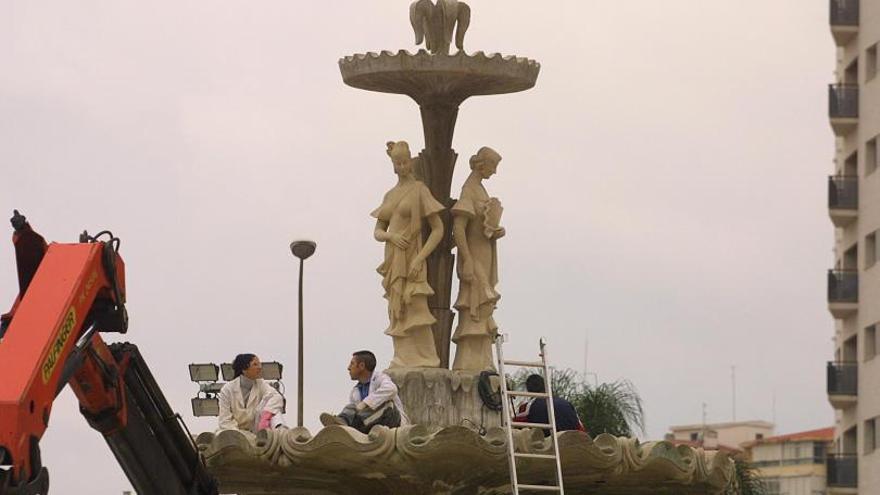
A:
[0, 213, 216, 495]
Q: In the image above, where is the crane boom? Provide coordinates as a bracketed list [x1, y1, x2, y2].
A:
[0, 212, 217, 495]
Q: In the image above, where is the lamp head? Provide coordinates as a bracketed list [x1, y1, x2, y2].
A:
[290, 240, 317, 260]
[191, 397, 220, 417]
[188, 363, 219, 382]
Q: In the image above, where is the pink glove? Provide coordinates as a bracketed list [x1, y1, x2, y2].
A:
[257, 411, 274, 431]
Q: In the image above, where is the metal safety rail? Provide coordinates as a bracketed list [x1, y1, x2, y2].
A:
[495, 336, 564, 494]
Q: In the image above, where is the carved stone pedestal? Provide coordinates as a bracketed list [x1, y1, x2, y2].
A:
[385, 367, 502, 431]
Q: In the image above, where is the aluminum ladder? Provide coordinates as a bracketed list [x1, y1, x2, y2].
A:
[495, 336, 565, 494]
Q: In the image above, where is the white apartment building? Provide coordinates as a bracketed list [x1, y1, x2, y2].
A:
[828, 0, 880, 493]
[668, 420, 775, 450]
[744, 428, 834, 495]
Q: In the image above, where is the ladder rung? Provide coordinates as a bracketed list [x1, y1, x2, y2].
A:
[503, 360, 544, 367]
[517, 484, 560, 492]
[511, 421, 553, 429]
[514, 452, 557, 460]
[508, 391, 550, 398]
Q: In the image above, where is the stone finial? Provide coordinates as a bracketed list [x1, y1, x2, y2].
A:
[410, 0, 471, 55]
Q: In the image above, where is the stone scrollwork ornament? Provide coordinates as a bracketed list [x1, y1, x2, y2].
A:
[451, 147, 505, 371]
[373, 141, 445, 368]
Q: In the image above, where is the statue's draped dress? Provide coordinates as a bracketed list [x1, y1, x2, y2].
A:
[451, 175, 501, 370]
[373, 181, 444, 368]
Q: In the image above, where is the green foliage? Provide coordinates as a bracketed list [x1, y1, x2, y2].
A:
[570, 380, 645, 438]
[724, 458, 767, 495]
[506, 367, 645, 438]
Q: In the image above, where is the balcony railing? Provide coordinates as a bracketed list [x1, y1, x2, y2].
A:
[830, 84, 859, 119]
[827, 454, 858, 488]
[827, 361, 858, 396]
[828, 270, 858, 303]
[829, 175, 858, 210]
[831, 0, 859, 26]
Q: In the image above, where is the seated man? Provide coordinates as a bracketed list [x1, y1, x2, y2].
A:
[218, 353, 286, 434]
[320, 350, 408, 433]
[514, 374, 586, 436]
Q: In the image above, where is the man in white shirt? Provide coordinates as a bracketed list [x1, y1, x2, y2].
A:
[320, 350, 409, 433]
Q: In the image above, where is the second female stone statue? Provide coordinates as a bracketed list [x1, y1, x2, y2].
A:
[451, 147, 505, 371]
[372, 141, 445, 368]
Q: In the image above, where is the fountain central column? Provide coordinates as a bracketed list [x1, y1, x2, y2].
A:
[416, 99, 461, 367]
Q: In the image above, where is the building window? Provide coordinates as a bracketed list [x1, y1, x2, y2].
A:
[845, 149, 859, 176]
[690, 432, 698, 441]
[843, 334, 859, 362]
[813, 441, 827, 463]
[844, 425, 859, 454]
[867, 231, 878, 268]
[868, 44, 878, 82]
[764, 477, 781, 495]
[843, 243, 859, 270]
[866, 418, 877, 454]
[867, 325, 878, 361]
[845, 58, 859, 84]
[868, 137, 878, 176]
[756, 433, 764, 440]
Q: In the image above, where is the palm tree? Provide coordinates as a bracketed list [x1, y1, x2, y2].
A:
[570, 380, 644, 438]
[724, 458, 767, 495]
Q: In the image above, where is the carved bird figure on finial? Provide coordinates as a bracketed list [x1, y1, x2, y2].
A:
[410, 0, 471, 55]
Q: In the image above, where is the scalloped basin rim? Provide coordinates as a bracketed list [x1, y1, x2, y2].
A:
[198, 427, 735, 494]
[339, 49, 540, 65]
[338, 49, 541, 99]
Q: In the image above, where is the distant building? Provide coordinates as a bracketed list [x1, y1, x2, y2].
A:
[742, 427, 834, 495]
[668, 420, 775, 451]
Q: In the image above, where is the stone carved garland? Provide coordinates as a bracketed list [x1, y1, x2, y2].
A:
[197, 427, 735, 495]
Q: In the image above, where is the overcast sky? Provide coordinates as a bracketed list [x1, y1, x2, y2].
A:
[1, 1, 836, 493]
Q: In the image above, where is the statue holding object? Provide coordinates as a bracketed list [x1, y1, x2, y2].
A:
[451, 147, 505, 371]
[373, 141, 445, 368]
[410, 0, 471, 55]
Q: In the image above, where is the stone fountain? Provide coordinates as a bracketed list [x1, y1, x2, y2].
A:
[195, 3, 737, 493]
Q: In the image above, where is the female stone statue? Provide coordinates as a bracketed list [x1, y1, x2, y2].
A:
[451, 147, 505, 371]
[372, 141, 445, 368]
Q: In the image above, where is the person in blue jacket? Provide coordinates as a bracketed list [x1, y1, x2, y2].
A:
[514, 374, 586, 436]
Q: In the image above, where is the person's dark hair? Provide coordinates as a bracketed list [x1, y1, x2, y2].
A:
[232, 353, 258, 379]
[352, 350, 377, 372]
[525, 374, 545, 393]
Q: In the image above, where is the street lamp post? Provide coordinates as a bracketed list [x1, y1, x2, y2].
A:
[290, 240, 316, 427]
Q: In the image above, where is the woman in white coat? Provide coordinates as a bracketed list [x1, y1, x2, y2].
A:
[217, 353, 285, 435]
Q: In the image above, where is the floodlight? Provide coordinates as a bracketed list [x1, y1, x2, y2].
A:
[191, 397, 220, 417]
[188, 363, 219, 382]
[220, 363, 235, 382]
[262, 361, 283, 381]
[199, 382, 224, 395]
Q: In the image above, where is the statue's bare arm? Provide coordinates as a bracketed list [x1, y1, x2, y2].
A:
[375, 219, 410, 250]
[408, 213, 444, 278]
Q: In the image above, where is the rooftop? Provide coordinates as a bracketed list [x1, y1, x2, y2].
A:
[668, 439, 743, 454]
[743, 427, 834, 448]
[669, 420, 775, 432]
